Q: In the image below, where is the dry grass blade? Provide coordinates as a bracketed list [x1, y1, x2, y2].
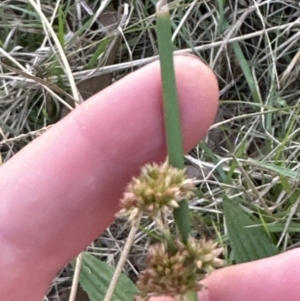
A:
[27, 0, 80, 103]
[68, 253, 83, 301]
[103, 214, 142, 301]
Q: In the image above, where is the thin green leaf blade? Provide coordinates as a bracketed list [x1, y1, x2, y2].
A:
[247, 158, 300, 180]
[86, 37, 112, 70]
[231, 42, 260, 103]
[73, 252, 139, 301]
[223, 196, 278, 263]
[58, 5, 65, 49]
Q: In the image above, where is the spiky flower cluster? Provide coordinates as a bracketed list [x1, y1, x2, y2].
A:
[137, 238, 224, 300]
[116, 161, 223, 300]
[117, 162, 195, 223]
[185, 238, 224, 273]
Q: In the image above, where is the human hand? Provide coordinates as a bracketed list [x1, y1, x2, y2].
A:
[0, 55, 299, 301]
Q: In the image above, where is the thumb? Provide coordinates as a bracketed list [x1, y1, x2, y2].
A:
[198, 248, 300, 301]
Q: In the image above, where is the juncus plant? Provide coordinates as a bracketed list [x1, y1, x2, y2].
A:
[110, 1, 224, 300]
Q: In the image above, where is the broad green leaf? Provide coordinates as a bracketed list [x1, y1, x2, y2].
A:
[223, 196, 278, 263]
[72, 252, 139, 301]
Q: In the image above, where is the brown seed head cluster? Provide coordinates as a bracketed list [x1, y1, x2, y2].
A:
[117, 162, 195, 223]
[137, 238, 224, 300]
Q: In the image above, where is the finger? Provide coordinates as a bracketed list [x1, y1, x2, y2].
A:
[0, 55, 218, 280]
[198, 248, 300, 301]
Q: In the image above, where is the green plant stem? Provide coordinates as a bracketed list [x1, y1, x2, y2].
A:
[173, 201, 191, 244]
[156, 0, 190, 244]
[156, 3, 184, 168]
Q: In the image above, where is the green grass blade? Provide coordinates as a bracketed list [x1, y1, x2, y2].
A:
[231, 42, 261, 103]
[58, 5, 65, 49]
[220, 19, 261, 104]
[198, 141, 227, 181]
[247, 159, 300, 180]
[86, 37, 112, 70]
[223, 196, 278, 263]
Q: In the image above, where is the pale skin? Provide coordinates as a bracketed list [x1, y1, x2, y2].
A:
[0, 56, 299, 301]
